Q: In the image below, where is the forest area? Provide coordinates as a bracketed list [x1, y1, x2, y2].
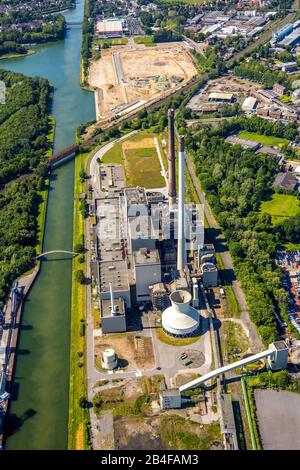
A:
[0, 69, 53, 307]
[184, 116, 300, 344]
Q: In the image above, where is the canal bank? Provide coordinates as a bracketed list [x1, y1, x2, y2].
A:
[1, 0, 95, 450]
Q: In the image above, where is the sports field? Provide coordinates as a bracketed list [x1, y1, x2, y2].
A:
[260, 194, 300, 225]
[238, 131, 289, 148]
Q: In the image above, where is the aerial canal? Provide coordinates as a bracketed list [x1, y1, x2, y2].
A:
[1, 0, 95, 449]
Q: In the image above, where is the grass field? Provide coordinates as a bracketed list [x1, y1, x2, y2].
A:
[68, 150, 90, 450]
[124, 146, 165, 188]
[134, 36, 154, 45]
[260, 193, 300, 225]
[94, 37, 128, 46]
[102, 132, 165, 188]
[221, 321, 249, 363]
[238, 131, 289, 148]
[280, 95, 292, 104]
[156, 327, 201, 346]
[160, 415, 222, 450]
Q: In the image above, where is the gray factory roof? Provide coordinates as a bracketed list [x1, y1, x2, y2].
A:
[101, 297, 125, 318]
[99, 260, 129, 293]
[272, 340, 287, 350]
[226, 135, 260, 150]
[160, 388, 181, 398]
[134, 247, 160, 265]
[96, 196, 130, 293]
[124, 186, 148, 207]
[273, 172, 298, 191]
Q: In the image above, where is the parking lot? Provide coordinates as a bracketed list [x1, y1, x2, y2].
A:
[276, 250, 300, 333]
[255, 389, 300, 449]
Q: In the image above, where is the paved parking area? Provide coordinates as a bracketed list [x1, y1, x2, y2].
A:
[255, 389, 300, 449]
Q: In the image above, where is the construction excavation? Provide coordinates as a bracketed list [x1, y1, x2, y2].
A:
[88, 42, 197, 120]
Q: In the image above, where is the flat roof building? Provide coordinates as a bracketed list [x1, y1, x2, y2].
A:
[225, 135, 260, 151]
[242, 96, 258, 112]
[134, 248, 161, 301]
[96, 19, 124, 38]
[208, 92, 234, 103]
[95, 196, 131, 309]
[101, 297, 126, 334]
[273, 172, 298, 191]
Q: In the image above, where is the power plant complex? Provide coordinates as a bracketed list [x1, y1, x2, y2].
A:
[91, 108, 219, 337]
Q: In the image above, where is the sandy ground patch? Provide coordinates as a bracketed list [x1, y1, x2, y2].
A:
[114, 416, 163, 450]
[76, 423, 84, 450]
[94, 333, 155, 372]
[122, 137, 155, 150]
[88, 42, 196, 120]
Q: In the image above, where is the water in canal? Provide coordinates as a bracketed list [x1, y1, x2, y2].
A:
[1, 0, 95, 449]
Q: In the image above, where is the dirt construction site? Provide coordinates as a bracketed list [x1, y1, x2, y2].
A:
[88, 42, 197, 120]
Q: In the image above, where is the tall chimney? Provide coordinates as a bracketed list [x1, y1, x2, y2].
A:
[109, 282, 116, 316]
[168, 109, 176, 210]
[177, 135, 186, 271]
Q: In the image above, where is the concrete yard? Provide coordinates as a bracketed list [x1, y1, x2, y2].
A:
[255, 389, 300, 449]
[88, 42, 197, 119]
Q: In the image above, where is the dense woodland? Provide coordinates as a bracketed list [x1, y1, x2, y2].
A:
[0, 69, 52, 307]
[184, 117, 299, 345]
[234, 59, 292, 90]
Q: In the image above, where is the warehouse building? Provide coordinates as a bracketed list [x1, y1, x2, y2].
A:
[208, 92, 234, 103]
[96, 18, 125, 38]
[242, 96, 258, 112]
[273, 172, 298, 191]
[225, 135, 260, 151]
[272, 23, 293, 43]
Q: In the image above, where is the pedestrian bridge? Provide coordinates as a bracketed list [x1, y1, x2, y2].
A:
[35, 250, 79, 259]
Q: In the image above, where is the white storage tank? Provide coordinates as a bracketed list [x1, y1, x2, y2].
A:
[162, 290, 200, 337]
[101, 348, 118, 370]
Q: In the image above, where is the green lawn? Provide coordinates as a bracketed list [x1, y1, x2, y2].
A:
[124, 146, 165, 188]
[260, 193, 300, 225]
[102, 131, 165, 188]
[68, 150, 90, 450]
[94, 37, 128, 46]
[280, 94, 292, 104]
[238, 131, 289, 148]
[134, 36, 154, 45]
[160, 416, 222, 450]
[101, 142, 123, 164]
[221, 321, 249, 363]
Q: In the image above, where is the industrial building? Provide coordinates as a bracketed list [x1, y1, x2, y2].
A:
[96, 18, 126, 38]
[93, 109, 217, 335]
[225, 135, 261, 151]
[242, 96, 258, 113]
[272, 23, 293, 43]
[273, 172, 298, 192]
[208, 92, 234, 103]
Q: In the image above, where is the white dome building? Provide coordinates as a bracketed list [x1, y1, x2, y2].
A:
[162, 290, 200, 337]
